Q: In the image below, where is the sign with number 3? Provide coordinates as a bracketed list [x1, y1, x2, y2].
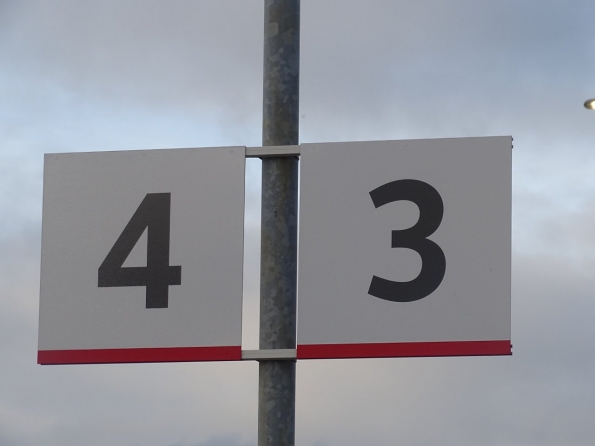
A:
[297, 137, 512, 359]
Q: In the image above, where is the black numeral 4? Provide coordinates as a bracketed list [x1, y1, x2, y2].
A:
[98, 193, 181, 308]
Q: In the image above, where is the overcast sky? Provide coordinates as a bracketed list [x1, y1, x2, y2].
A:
[2, 1, 595, 445]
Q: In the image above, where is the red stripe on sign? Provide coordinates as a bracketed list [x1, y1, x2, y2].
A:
[297, 340, 512, 359]
[38, 345, 242, 365]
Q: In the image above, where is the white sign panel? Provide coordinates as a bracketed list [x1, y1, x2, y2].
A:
[297, 137, 511, 359]
[38, 147, 245, 364]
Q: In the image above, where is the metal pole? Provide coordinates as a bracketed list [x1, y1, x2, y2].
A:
[259, 1, 299, 446]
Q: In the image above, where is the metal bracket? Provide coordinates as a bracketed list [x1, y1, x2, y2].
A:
[246, 145, 301, 158]
[242, 349, 297, 360]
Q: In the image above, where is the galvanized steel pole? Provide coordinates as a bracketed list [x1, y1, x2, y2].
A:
[259, 1, 299, 446]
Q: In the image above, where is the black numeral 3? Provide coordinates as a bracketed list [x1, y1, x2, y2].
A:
[368, 179, 445, 302]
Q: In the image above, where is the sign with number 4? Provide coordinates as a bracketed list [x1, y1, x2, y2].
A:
[38, 147, 245, 364]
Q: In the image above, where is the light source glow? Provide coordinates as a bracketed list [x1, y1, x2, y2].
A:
[584, 99, 595, 110]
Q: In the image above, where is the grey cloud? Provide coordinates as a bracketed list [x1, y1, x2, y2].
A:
[4, 0, 595, 143]
[1, 0, 263, 115]
[2, 0, 594, 154]
[302, 1, 595, 147]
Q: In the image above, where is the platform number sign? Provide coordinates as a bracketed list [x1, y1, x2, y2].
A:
[38, 147, 246, 364]
[368, 179, 446, 303]
[297, 137, 512, 359]
[98, 193, 181, 308]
